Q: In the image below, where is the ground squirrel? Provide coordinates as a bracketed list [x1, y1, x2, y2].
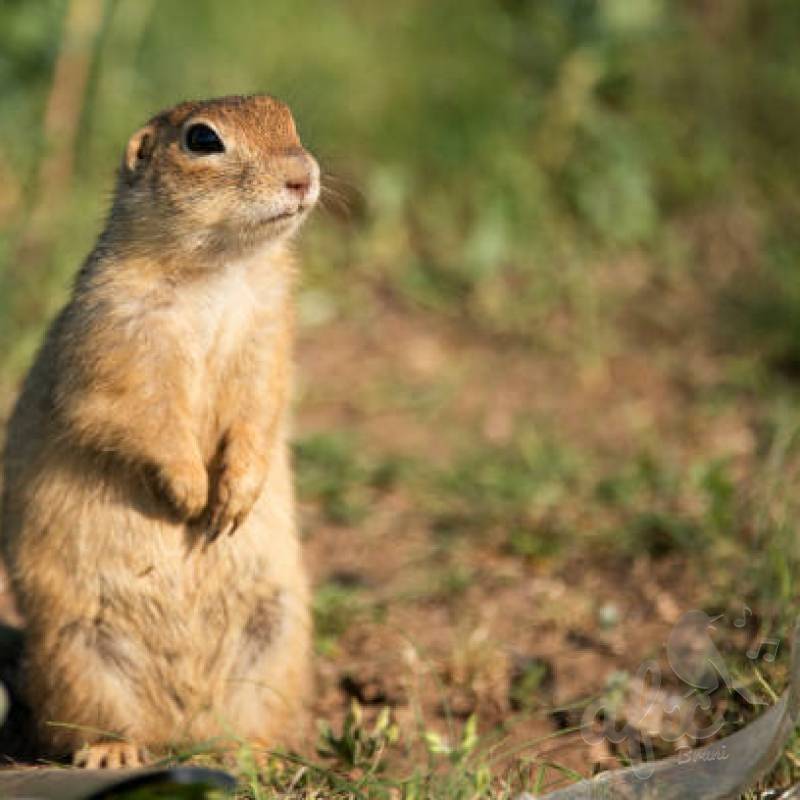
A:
[1, 95, 318, 767]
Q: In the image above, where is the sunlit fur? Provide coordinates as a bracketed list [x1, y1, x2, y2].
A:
[1, 95, 318, 763]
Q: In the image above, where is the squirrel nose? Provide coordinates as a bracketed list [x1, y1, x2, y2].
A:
[285, 177, 311, 195]
[283, 155, 313, 197]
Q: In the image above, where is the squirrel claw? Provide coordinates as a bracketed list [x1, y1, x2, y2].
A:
[73, 741, 149, 769]
[201, 468, 256, 543]
[204, 511, 241, 544]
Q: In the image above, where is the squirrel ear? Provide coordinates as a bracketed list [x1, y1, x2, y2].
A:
[123, 124, 156, 180]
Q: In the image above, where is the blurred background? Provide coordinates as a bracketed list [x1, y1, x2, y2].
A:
[2, 0, 800, 792]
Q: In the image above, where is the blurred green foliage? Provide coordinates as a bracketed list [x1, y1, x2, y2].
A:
[2, 0, 800, 382]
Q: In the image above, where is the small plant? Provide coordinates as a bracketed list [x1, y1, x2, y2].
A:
[422, 715, 493, 797]
[317, 700, 399, 774]
[423, 713, 479, 766]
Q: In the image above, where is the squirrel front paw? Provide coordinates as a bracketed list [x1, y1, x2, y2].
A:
[204, 466, 263, 542]
[157, 455, 209, 521]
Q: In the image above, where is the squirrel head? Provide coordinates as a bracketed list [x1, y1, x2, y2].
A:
[111, 95, 319, 262]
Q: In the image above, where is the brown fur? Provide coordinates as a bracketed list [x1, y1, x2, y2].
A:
[1, 95, 319, 763]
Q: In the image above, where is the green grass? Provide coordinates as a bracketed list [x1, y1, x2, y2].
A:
[312, 580, 368, 656]
[421, 434, 581, 557]
[295, 433, 406, 526]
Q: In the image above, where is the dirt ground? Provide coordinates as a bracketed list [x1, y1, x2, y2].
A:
[293, 258, 793, 791]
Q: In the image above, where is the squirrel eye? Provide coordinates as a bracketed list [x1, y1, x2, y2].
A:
[184, 123, 225, 155]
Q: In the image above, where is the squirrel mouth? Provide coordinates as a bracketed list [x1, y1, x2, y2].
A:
[268, 211, 296, 222]
[260, 208, 302, 225]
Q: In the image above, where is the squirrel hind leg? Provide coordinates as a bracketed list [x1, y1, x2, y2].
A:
[73, 741, 149, 769]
